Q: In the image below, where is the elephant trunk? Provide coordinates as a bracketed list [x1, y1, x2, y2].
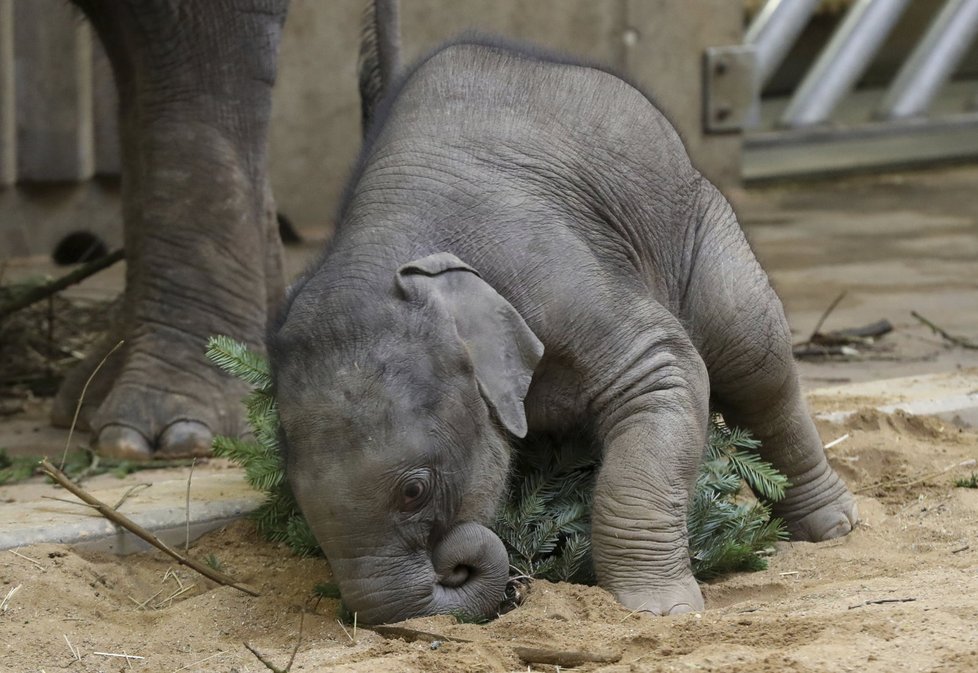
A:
[430, 521, 509, 618]
[335, 521, 509, 625]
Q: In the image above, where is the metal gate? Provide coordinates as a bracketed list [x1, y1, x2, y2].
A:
[706, 0, 978, 180]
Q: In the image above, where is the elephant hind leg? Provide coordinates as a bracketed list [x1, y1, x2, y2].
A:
[683, 179, 857, 542]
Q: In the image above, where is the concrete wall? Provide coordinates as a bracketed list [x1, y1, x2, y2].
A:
[2, 0, 743, 257]
[270, 0, 743, 235]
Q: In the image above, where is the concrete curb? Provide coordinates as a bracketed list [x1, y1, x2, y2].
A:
[0, 471, 263, 554]
[809, 369, 978, 428]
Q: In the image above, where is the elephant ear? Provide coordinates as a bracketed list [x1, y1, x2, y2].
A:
[396, 253, 544, 438]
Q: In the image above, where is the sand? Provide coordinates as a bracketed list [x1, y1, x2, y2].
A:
[2, 405, 978, 672]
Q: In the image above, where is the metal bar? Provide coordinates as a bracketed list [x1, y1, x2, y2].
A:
[745, 0, 821, 86]
[780, 0, 911, 128]
[744, 112, 978, 180]
[876, 0, 978, 120]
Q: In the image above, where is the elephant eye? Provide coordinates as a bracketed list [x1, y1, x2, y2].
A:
[399, 472, 431, 511]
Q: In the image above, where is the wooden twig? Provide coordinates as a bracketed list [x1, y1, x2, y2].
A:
[793, 344, 860, 359]
[171, 651, 229, 672]
[244, 615, 304, 673]
[41, 495, 101, 509]
[808, 291, 848, 342]
[811, 319, 893, 346]
[336, 620, 356, 644]
[8, 549, 44, 569]
[369, 624, 623, 666]
[911, 311, 978, 350]
[156, 584, 196, 608]
[512, 646, 623, 666]
[855, 458, 977, 494]
[0, 585, 21, 612]
[185, 458, 197, 552]
[60, 338, 125, 470]
[244, 642, 286, 673]
[93, 651, 144, 661]
[0, 248, 124, 319]
[38, 458, 259, 597]
[64, 634, 81, 662]
[848, 597, 916, 609]
[128, 588, 164, 610]
[824, 433, 850, 450]
[112, 483, 150, 511]
[369, 625, 470, 644]
[285, 612, 306, 672]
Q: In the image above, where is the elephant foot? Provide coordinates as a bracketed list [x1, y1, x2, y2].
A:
[612, 573, 704, 617]
[774, 463, 859, 542]
[95, 420, 216, 461]
[82, 337, 253, 461]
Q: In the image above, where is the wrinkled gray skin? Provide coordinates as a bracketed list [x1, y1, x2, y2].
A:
[271, 41, 859, 625]
[55, 0, 289, 458]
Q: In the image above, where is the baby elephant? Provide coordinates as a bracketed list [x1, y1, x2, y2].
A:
[269, 39, 857, 625]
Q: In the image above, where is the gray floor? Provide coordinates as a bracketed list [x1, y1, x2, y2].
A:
[733, 165, 978, 387]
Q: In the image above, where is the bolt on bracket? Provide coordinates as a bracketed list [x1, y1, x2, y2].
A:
[703, 45, 757, 133]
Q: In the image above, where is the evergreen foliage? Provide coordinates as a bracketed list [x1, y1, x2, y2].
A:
[689, 422, 789, 578]
[206, 336, 311, 550]
[207, 337, 790, 591]
[955, 472, 978, 489]
[495, 433, 596, 583]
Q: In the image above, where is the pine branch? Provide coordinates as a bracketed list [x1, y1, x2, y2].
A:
[723, 449, 789, 501]
[206, 335, 271, 389]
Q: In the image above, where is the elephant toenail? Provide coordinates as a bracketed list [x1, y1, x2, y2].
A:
[667, 603, 696, 616]
[822, 519, 854, 540]
[158, 421, 214, 457]
[96, 425, 153, 461]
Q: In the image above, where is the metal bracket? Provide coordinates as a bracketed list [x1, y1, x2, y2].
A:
[703, 45, 757, 133]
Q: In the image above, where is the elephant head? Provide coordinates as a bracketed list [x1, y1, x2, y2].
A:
[270, 253, 543, 624]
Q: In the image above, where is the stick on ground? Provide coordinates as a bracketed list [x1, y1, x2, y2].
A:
[808, 290, 848, 342]
[39, 458, 259, 597]
[848, 597, 916, 609]
[911, 311, 978, 350]
[244, 614, 304, 673]
[60, 338, 125, 470]
[185, 458, 197, 552]
[512, 646, 623, 666]
[0, 248, 124, 319]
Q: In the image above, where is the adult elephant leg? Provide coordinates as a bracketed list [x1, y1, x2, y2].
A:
[685, 178, 857, 541]
[67, 0, 288, 458]
[588, 303, 709, 616]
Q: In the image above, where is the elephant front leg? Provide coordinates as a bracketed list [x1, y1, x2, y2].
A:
[60, 1, 289, 458]
[589, 334, 710, 616]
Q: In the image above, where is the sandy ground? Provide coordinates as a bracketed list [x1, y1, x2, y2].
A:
[2, 402, 977, 673]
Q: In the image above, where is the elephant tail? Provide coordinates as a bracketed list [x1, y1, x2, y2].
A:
[358, 0, 401, 136]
